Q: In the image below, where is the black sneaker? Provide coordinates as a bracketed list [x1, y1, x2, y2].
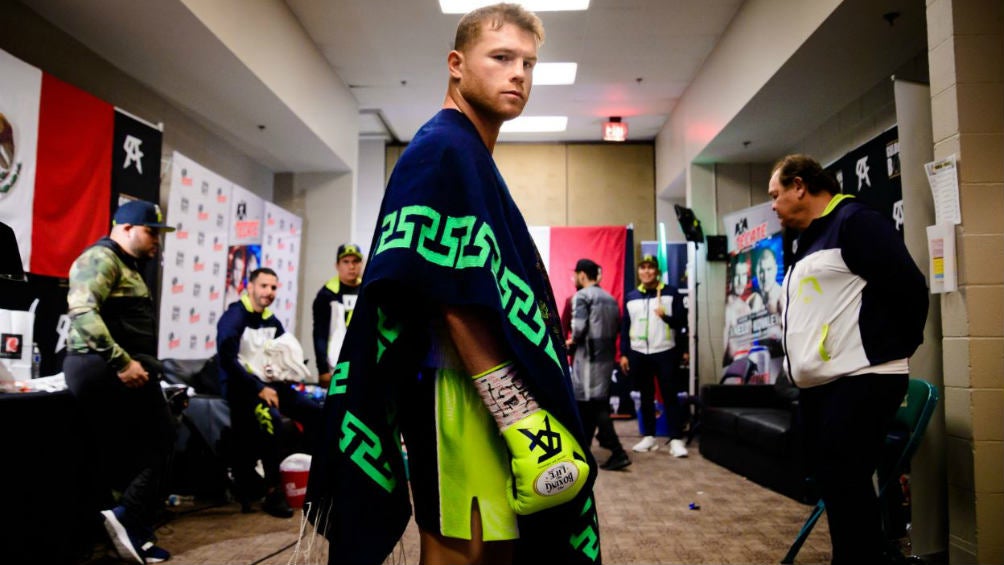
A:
[140, 541, 171, 564]
[600, 451, 632, 471]
[262, 489, 294, 518]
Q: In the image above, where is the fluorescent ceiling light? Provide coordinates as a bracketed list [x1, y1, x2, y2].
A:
[500, 116, 568, 133]
[440, 1, 589, 14]
[534, 62, 577, 85]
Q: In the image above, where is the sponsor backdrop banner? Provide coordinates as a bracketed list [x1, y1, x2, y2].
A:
[721, 202, 784, 383]
[158, 152, 302, 360]
[262, 202, 302, 333]
[159, 152, 231, 360]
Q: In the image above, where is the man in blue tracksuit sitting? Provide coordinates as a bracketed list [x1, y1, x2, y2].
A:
[217, 267, 320, 517]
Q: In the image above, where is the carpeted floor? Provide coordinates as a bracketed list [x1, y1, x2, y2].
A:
[79, 419, 834, 564]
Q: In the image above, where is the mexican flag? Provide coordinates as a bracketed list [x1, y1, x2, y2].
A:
[0, 48, 113, 278]
[529, 225, 630, 324]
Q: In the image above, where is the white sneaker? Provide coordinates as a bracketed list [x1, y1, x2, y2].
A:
[669, 438, 689, 458]
[632, 435, 659, 452]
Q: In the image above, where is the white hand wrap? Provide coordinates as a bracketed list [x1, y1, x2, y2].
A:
[471, 362, 539, 431]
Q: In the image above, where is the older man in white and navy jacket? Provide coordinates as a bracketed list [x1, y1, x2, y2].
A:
[769, 154, 928, 565]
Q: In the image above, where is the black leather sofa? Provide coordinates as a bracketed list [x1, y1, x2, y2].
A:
[698, 375, 812, 503]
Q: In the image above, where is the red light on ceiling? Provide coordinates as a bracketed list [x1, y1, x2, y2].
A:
[603, 117, 627, 142]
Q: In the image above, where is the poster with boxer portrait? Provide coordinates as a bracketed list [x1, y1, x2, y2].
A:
[722, 203, 784, 384]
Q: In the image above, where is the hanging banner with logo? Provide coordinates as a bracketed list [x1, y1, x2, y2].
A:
[826, 126, 903, 234]
[721, 202, 784, 383]
[158, 152, 230, 360]
[262, 202, 302, 333]
[112, 109, 162, 204]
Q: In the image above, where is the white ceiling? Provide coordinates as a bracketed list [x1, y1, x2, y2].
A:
[284, 0, 745, 143]
[16, 0, 928, 175]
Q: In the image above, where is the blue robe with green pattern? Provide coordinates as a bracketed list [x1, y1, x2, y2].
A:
[305, 109, 601, 564]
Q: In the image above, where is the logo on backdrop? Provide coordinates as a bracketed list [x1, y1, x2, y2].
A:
[0, 113, 24, 196]
[122, 134, 144, 173]
[56, 315, 70, 353]
[855, 156, 871, 191]
[893, 200, 904, 231]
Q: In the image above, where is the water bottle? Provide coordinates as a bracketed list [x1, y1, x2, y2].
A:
[30, 343, 41, 379]
[167, 494, 195, 506]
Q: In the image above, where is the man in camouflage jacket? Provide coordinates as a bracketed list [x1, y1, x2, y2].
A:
[64, 201, 176, 564]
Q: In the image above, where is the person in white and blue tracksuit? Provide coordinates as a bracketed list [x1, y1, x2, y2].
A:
[769, 154, 928, 565]
[619, 254, 689, 457]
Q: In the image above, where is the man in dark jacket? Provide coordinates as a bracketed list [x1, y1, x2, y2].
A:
[770, 154, 928, 564]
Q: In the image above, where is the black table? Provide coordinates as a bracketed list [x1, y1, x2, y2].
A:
[0, 390, 103, 562]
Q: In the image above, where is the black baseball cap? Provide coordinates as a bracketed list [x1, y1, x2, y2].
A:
[574, 258, 600, 280]
[337, 243, 363, 260]
[113, 201, 175, 232]
[638, 254, 660, 270]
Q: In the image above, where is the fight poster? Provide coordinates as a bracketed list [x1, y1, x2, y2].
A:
[158, 151, 230, 360]
[721, 203, 784, 383]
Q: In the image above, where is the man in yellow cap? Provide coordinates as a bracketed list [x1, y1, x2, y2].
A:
[619, 254, 689, 457]
[311, 243, 363, 389]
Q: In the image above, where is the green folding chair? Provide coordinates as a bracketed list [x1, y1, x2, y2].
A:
[781, 378, 939, 564]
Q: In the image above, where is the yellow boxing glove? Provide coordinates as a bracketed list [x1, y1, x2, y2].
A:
[471, 362, 589, 515]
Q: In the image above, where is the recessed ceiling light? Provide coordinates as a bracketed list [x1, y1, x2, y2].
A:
[534, 62, 577, 85]
[439, 0, 589, 14]
[500, 116, 568, 133]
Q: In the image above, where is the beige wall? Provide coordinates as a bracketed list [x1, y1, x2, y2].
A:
[388, 142, 656, 240]
[928, 0, 1004, 563]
